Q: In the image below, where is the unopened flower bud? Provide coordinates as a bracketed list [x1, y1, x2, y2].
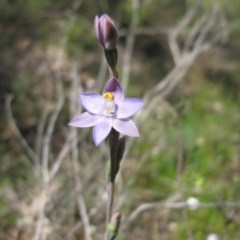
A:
[94, 14, 118, 50]
[206, 233, 219, 240]
[187, 197, 200, 210]
[107, 212, 121, 240]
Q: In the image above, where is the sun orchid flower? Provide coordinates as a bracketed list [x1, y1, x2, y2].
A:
[69, 77, 144, 146]
[94, 14, 118, 50]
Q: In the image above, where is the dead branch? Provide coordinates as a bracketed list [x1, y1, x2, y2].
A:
[41, 65, 65, 183]
[69, 61, 93, 240]
[5, 95, 39, 174]
[121, 0, 140, 90]
[126, 200, 240, 225]
[140, 2, 226, 123]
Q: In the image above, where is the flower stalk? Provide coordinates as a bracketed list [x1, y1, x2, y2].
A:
[105, 129, 124, 239]
[104, 48, 118, 78]
[69, 13, 144, 240]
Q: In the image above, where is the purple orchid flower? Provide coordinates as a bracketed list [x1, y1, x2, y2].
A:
[69, 77, 144, 146]
[94, 14, 118, 50]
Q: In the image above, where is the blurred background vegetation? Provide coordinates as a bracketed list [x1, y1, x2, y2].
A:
[1, 0, 240, 239]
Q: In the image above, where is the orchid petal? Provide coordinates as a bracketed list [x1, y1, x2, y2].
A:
[93, 117, 112, 146]
[80, 93, 103, 115]
[68, 112, 100, 128]
[113, 119, 139, 137]
[103, 77, 124, 101]
[116, 98, 144, 119]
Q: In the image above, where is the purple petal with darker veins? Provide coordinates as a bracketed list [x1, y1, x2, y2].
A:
[93, 117, 112, 146]
[103, 77, 124, 101]
[116, 98, 144, 119]
[113, 119, 139, 137]
[80, 93, 103, 115]
[68, 112, 100, 128]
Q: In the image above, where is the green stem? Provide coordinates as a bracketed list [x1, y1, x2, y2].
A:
[105, 129, 119, 240]
[106, 181, 115, 225]
[109, 129, 119, 181]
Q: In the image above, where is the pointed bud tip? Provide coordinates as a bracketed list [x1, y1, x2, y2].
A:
[94, 14, 118, 50]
